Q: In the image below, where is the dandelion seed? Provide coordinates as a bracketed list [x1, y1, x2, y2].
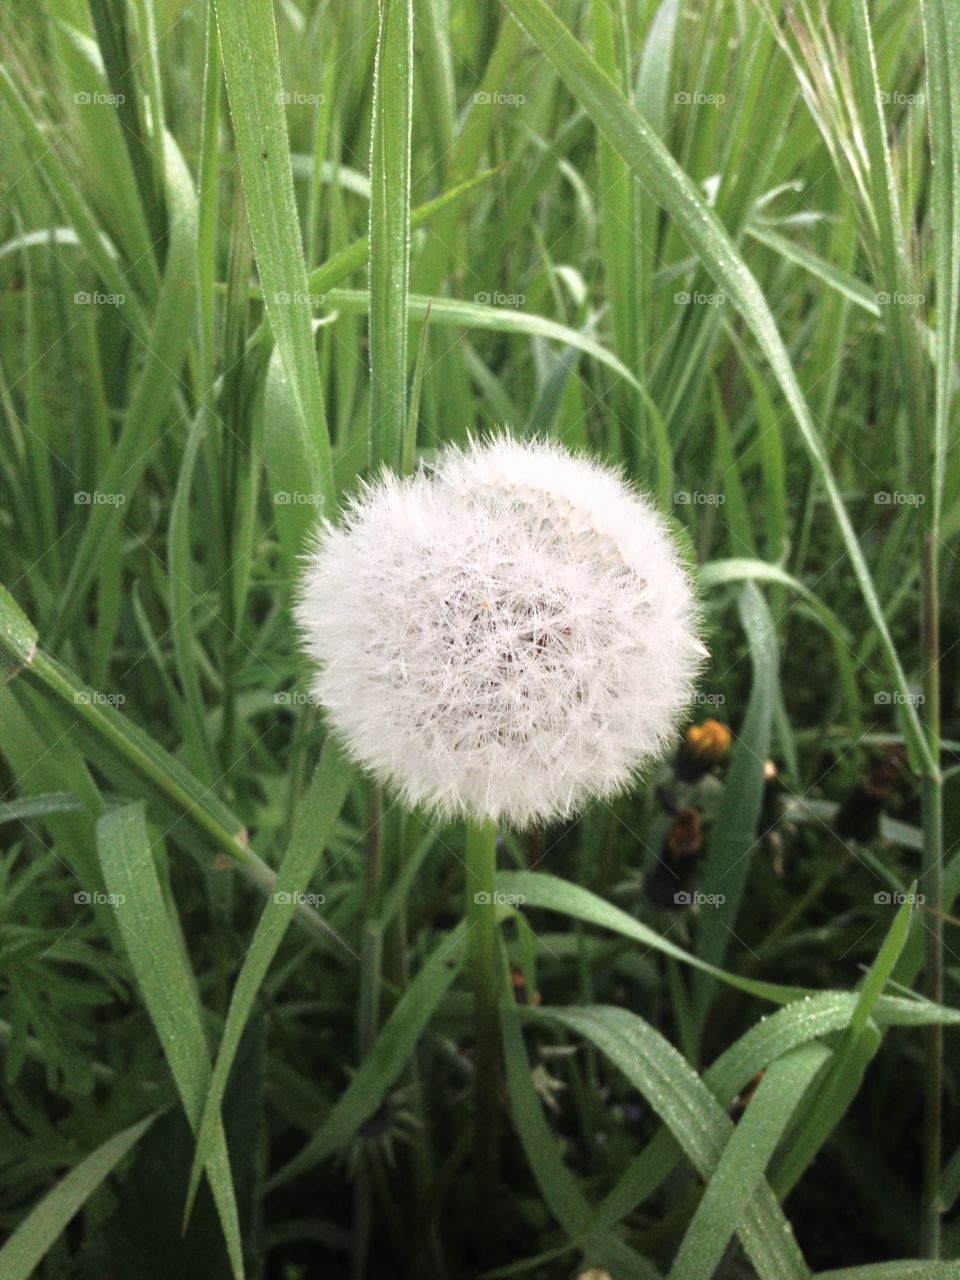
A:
[295, 436, 704, 828]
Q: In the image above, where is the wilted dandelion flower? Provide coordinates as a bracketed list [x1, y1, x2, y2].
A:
[295, 436, 704, 827]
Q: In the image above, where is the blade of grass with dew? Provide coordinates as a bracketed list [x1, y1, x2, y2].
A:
[669, 1041, 830, 1280]
[772, 891, 918, 1199]
[323, 289, 649, 395]
[497, 0, 934, 778]
[535, 1004, 810, 1279]
[50, 132, 198, 644]
[183, 737, 354, 1225]
[692, 584, 778, 1030]
[0, 585, 342, 947]
[0, 1110, 162, 1280]
[495, 869, 803, 1005]
[584, 987, 960, 1240]
[267, 923, 468, 1190]
[368, 0, 413, 471]
[213, 0, 333, 508]
[96, 803, 244, 1280]
[497, 1002, 662, 1280]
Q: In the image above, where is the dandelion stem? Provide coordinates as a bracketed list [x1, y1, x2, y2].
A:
[465, 817, 501, 1245]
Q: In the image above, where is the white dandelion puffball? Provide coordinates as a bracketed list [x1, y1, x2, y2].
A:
[295, 437, 703, 828]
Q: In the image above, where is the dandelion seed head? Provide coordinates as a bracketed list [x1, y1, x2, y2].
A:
[295, 436, 703, 827]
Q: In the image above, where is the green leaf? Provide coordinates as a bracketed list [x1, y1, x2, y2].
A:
[213, 0, 334, 509]
[669, 1042, 829, 1280]
[96, 804, 245, 1280]
[536, 1005, 809, 1279]
[368, 0, 413, 470]
[0, 1111, 160, 1280]
[693, 583, 778, 1022]
[495, 869, 804, 1005]
[184, 738, 354, 1225]
[0, 584, 38, 685]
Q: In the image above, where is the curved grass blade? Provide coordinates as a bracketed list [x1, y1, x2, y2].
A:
[96, 804, 244, 1280]
[669, 1042, 829, 1280]
[536, 1004, 809, 1279]
[0, 1110, 161, 1280]
[496, 871, 804, 1005]
[183, 737, 354, 1225]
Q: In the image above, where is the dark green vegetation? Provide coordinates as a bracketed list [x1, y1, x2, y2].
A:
[1, 1, 959, 1277]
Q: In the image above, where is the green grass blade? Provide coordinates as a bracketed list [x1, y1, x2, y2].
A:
[213, 0, 333, 508]
[368, 0, 413, 471]
[496, 869, 804, 1005]
[183, 737, 353, 1224]
[0, 1110, 161, 1280]
[669, 1042, 829, 1280]
[693, 583, 778, 1024]
[537, 1005, 810, 1279]
[96, 803, 244, 1280]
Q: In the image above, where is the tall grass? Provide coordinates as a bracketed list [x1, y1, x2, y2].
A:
[0, 1, 958, 1276]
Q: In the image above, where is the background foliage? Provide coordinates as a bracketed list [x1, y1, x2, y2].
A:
[0, 0, 959, 1277]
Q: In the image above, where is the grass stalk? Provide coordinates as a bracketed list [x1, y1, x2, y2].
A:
[465, 817, 501, 1247]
